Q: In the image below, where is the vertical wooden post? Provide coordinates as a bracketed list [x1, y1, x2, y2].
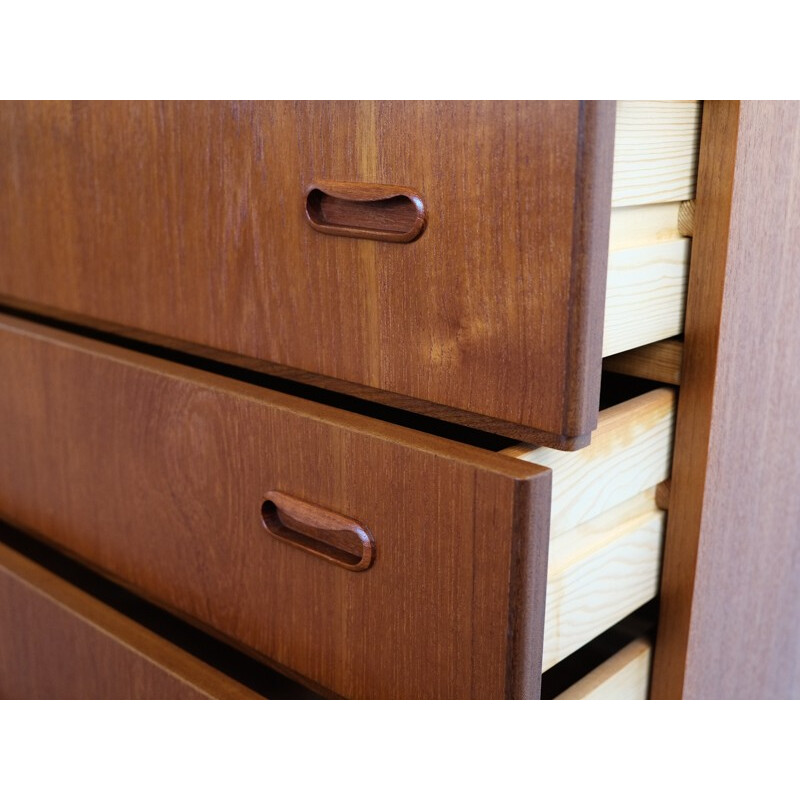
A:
[652, 102, 800, 698]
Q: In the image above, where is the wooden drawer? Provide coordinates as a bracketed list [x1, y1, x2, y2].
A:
[0, 314, 551, 700]
[0, 101, 698, 447]
[0, 313, 674, 698]
[507, 389, 674, 669]
[0, 541, 260, 699]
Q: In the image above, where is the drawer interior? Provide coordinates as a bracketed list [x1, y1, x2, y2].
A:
[505, 387, 675, 672]
[541, 101, 701, 697]
[603, 101, 700, 357]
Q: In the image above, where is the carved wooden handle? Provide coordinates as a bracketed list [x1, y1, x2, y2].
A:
[305, 180, 426, 242]
[261, 491, 375, 571]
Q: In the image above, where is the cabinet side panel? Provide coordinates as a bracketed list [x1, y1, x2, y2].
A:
[653, 101, 800, 699]
[650, 101, 740, 699]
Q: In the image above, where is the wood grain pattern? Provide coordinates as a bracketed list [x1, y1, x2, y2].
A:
[0, 101, 615, 445]
[556, 637, 652, 700]
[652, 102, 800, 699]
[603, 339, 683, 385]
[0, 297, 593, 450]
[0, 542, 261, 699]
[608, 202, 684, 251]
[603, 237, 690, 356]
[604, 185, 693, 358]
[542, 490, 665, 670]
[612, 101, 702, 206]
[505, 388, 675, 538]
[0, 313, 551, 700]
[650, 101, 739, 699]
[677, 199, 695, 237]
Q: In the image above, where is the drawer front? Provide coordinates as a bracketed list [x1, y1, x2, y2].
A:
[0, 542, 260, 699]
[0, 101, 615, 445]
[0, 314, 550, 699]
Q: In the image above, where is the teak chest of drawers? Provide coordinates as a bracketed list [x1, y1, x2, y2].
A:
[0, 100, 798, 699]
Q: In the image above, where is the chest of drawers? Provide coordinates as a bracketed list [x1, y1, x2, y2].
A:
[0, 100, 796, 699]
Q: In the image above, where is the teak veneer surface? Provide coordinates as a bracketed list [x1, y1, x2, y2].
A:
[0, 313, 550, 700]
[0, 542, 260, 699]
[652, 101, 800, 699]
[0, 101, 615, 446]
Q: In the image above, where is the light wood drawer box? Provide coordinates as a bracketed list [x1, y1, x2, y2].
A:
[0, 313, 673, 699]
[0, 101, 697, 448]
[0, 541, 260, 700]
[555, 638, 652, 700]
[507, 388, 673, 670]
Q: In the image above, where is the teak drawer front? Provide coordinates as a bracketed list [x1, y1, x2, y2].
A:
[0, 542, 260, 699]
[0, 314, 550, 700]
[0, 101, 615, 446]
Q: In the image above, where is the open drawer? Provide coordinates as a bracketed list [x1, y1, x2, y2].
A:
[0, 101, 696, 447]
[0, 313, 674, 698]
[0, 313, 549, 699]
[506, 388, 674, 671]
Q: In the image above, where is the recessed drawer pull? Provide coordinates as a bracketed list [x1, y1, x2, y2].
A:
[305, 181, 426, 243]
[261, 491, 375, 571]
